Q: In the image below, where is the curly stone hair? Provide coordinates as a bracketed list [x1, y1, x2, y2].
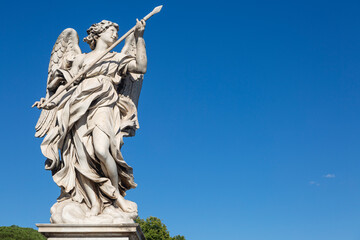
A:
[83, 20, 119, 50]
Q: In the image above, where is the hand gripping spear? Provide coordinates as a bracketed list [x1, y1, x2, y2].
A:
[35, 5, 163, 109]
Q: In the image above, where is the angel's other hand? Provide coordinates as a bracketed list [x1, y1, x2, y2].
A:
[32, 98, 46, 109]
[43, 102, 57, 110]
[134, 18, 146, 38]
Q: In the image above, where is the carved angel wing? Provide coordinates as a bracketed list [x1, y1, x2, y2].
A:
[35, 28, 81, 138]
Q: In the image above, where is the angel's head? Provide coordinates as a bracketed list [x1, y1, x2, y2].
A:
[84, 20, 119, 50]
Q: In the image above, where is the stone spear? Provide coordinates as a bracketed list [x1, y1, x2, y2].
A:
[37, 5, 163, 109]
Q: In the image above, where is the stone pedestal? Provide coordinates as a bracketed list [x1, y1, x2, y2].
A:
[36, 223, 145, 240]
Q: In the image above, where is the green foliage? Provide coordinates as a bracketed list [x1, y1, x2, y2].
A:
[171, 235, 186, 240]
[135, 217, 185, 240]
[0, 225, 46, 240]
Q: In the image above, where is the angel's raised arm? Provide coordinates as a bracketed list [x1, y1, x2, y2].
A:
[123, 19, 147, 74]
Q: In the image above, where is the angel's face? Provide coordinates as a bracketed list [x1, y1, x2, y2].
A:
[99, 26, 118, 46]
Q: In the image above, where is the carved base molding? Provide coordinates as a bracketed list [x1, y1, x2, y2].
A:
[36, 223, 145, 240]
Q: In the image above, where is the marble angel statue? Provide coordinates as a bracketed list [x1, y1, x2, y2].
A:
[32, 18, 149, 224]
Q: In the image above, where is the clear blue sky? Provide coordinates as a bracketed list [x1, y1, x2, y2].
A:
[0, 0, 360, 239]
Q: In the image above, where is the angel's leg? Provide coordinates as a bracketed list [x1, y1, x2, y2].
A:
[93, 126, 136, 213]
[93, 126, 119, 187]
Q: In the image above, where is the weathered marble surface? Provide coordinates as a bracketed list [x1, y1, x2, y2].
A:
[33, 6, 162, 224]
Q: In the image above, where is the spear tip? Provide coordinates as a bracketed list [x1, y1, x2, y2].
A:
[153, 5, 163, 14]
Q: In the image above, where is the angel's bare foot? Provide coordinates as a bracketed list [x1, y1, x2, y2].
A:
[86, 204, 101, 217]
[114, 191, 137, 213]
[116, 198, 137, 213]
[124, 200, 138, 213]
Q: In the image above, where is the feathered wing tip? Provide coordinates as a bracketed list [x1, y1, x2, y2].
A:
[35, 108, 57, 138]
[35, 28, 82, 138]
